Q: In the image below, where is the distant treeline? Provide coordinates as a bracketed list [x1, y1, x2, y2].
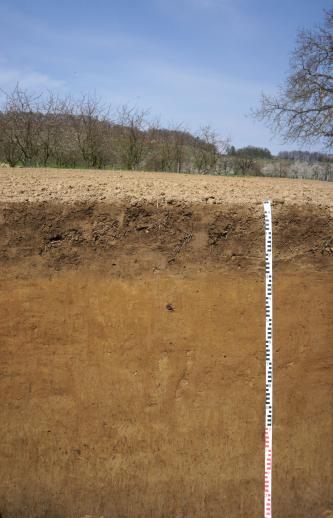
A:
[227, 145, 272, 159]
[277, 150, 333, 162]
[0, 86, 228, 173]
[0, 86, 332, 180]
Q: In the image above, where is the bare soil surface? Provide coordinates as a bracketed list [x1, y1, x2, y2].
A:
[0, 168, 332, 517]
[0, 167, 332, 208]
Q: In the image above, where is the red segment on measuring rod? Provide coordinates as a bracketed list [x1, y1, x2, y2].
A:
[264, 201, 273, 518]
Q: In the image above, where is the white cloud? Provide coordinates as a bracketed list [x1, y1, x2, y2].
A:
[0, 64, 65, 92]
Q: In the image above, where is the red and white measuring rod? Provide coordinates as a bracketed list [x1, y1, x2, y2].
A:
[264, 201, 273, 518]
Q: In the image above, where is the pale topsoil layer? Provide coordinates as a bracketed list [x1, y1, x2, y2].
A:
[0, 167, 332, 208]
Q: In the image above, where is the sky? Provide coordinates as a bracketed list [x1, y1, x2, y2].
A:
[0, 0, 331, 154]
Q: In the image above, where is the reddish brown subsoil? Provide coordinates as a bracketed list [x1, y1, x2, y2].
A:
[0, 168, 332, 517]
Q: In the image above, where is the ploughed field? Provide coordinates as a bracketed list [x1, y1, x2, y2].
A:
[0, 168, 332, 517]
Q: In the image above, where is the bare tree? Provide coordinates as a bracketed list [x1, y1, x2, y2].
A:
[72, 94, 111, 168]
[218, 156, 233, 176]
[157, 129, 175, 171]
[255, 9, 333, 147]
[0, 84, 43, 166]
[0, 112, 21, 166]
[193, 126, 221, 174]
[233, 156, 263, 176]
[145, 121, 177, 172]
[116, 106, 149, 170]
[169, 124, 188, 173]
[38, 92, 70, 167]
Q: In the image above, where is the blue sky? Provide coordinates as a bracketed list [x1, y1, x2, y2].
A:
[0, 0, 331, 153]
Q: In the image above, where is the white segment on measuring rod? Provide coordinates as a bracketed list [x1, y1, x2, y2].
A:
[264, 201, 273, 518]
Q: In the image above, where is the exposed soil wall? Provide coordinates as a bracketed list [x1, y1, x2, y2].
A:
[0, 169, 332, 517]
[0, 200, 332, 275]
